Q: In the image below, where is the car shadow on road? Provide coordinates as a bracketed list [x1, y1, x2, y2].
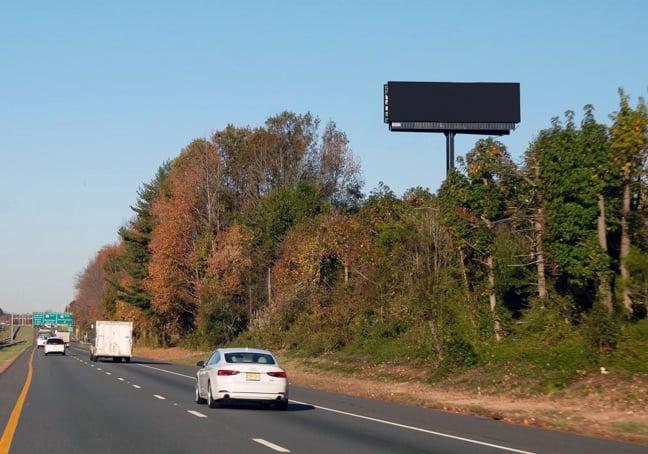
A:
[284, 402, 315, 412]
[216, 401, 315, 412]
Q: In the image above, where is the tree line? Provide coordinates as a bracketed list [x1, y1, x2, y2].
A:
[69, 92, 648, 376]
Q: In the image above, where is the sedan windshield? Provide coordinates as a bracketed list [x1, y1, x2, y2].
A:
[224, 352, 275, 364]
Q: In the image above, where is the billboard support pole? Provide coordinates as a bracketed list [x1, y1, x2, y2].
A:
[445, 131, 455, 174]
[384, 81, 520, 179]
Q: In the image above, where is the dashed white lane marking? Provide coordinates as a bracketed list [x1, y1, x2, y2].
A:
[289, 400, 536, 454]
[132, 384, 141, 389]
[118, 377, 125, 381]
[187, 410, 207, 418]
[253, 438, 290, 453]
[154, 395, 166, 400]
[105, 372, 112, 375]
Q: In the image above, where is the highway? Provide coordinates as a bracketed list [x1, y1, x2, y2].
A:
[1, 344, 645, 454]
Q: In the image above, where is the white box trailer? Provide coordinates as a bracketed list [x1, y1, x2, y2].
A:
[54, 330, 71, 346]
[90, 321, 133, 363]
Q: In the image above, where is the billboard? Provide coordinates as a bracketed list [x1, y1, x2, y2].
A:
[384, 81, 520, 135]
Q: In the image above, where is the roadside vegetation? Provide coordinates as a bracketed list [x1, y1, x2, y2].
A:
[0, 327, 33, 374]
[68, 92, 647, 409]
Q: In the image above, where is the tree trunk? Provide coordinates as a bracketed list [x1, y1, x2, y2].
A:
[597, 194, 613, 313]
[620, 181, 633, 312]
[486, 255, 502, 341]
[459, 248, 477, 329]
[427, 320, 443, 361]
[535, 207, 548, 302]
[267, 267, 272, 306]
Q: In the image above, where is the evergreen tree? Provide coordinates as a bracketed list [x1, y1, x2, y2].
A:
[115, 161, 171, 311]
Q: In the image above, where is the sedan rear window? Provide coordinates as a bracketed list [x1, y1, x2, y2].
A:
[46, 338, 65, 345]
[224, 353, 275, 364]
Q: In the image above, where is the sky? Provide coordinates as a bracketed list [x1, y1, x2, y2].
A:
[1, 0, 647, 315]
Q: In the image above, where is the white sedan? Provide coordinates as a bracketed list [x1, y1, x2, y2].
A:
[43, 337, 66, 355]
[37, 334, 50, 348]
[195, 347, 288, 410]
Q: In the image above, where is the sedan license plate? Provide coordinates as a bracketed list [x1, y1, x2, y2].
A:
[246, 372, 260, 381]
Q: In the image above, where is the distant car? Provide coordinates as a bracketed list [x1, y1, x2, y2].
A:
[195, 347, 288, 410]
[37, 334, 50, 348]
[43, 337, 66, 355]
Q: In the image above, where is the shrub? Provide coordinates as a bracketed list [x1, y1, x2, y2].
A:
[584, 303, 620, 353]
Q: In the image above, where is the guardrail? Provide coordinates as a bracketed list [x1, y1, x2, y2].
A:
[0, 339, 26, 349]
[0, 326, 24, 349]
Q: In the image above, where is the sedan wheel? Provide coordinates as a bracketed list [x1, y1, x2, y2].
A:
[207, 382, 220, 409]
[195, 385, 206, 404]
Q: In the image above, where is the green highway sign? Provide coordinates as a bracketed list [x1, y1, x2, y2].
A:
[41, 312, 73, 326]
[32, 312, 45, 324]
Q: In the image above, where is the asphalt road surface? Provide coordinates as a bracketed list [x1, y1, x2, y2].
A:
[0, 344, 645, 454]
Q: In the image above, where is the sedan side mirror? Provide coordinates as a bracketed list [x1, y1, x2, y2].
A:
[196, 360, 205, 368]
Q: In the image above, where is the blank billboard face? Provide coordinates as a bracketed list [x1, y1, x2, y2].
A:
[384, 82, 520, 125]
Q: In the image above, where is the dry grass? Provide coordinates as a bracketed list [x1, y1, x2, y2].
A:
[279, 356, 648, 446]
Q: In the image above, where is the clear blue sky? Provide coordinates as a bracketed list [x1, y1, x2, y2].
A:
[1, 1, 646, 314]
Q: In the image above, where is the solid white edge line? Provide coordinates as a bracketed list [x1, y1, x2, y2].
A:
[138, 363, 195, 379]
[252, 438, 291, 453]
[289, 400, 536, 454]
[187, 410, 207, 418]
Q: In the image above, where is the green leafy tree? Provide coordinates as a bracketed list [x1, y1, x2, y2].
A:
[440, 139, 523, 341]
[609, 90, 648, 313]
[580, 105, 615, 312]
[537, 112, 607, 313]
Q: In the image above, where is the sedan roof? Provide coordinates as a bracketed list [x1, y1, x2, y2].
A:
[45, 337, 65, 344]
[216, 347, 274, 355]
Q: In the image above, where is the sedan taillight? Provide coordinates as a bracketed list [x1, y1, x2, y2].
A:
[217, 369, 240, 376]
[267, 371, 287, 378]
